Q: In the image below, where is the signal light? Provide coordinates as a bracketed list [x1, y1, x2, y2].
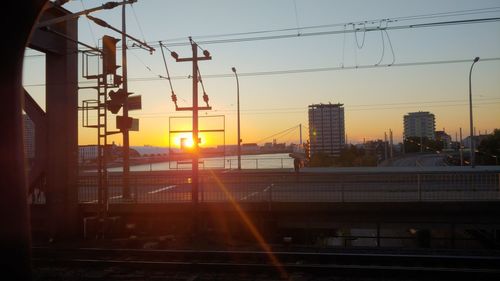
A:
[107, 88, 128, 114]
[113, 74, 123, 86]
[102, 35, 120, 75]
[116, 115, 133, 131]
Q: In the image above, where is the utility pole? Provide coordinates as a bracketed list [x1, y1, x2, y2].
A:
[231, 67, 241, 170]
[171, 38, 212, 205]
[384, 132, 388, 160]
[299, 124, 302, 146]
[121, 0, 131, 199]
[192, 42, 199, 204]
[170, 38, 212, 242]
[389, 129, 393, 159]
[460, 127, 463, 166]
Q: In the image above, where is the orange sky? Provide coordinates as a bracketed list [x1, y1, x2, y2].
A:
[23, 1, 500, 147]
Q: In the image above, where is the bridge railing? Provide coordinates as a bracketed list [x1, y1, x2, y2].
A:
[75, 171, 500, 204]
[128, 157, 295, 171]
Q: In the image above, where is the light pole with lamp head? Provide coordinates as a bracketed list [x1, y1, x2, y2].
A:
[469, 57, 480, 168]
[231, 67, 241, 170]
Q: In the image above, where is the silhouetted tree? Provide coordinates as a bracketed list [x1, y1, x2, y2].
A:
[336, 145, 378, 167]
[477, 129, 500, 165]
[309, 152, 334, 167]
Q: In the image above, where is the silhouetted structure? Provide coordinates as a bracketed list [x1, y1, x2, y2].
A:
[435, 130, 452, 149]
[308, 103, 345, 157]
[404, 111, 436, 140]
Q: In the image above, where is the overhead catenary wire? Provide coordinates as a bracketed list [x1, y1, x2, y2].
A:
[128, 57, 500, 81]
[292, 0, 301, 35]
[79, 100, 500, 124]
[138, 7, 500, 46]
[375, 28, 385, 66]
[22, 57, 500, 88]
[341, 24, 347, 67]
[353, 22, 367, 49]
[384, 29, 396, 65]
[80, 0, 98, 48]
[130, 2, 147, 43]
[45, 9, 500, 69]
[132, 16, 500, 49]
[129, 48, 152, 72]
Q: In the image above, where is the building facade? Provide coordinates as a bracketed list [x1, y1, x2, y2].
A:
[403, 111, 436, 140]
[308, 103, 345, 157]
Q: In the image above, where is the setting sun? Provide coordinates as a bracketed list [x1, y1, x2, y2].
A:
[181, 137, 194, 149]
[171, 132, 214, 149]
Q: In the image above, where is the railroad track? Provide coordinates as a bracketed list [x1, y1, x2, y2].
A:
[33, 247, 500, 280]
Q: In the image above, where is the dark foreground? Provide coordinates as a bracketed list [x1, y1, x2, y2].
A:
[32, 246, 500, 281]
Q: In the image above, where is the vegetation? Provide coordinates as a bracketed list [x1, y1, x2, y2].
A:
[308, 152, 334, 167]
[308, 145, 378, 167]
[477, 129, 500, 165]
[337, 145, 378, 166]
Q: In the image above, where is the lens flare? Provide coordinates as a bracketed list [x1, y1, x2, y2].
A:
[208, 170, 288, 279]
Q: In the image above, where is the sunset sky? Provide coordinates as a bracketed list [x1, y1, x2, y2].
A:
[23, 0, 500, 147]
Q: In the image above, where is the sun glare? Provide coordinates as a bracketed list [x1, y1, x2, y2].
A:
[182, 137, 194, 149]
[173, 132, 211, 149]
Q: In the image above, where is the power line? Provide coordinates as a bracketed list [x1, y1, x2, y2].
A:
[130, 2, 147, 43]
[146, 7, 500, 45]
[146, 17, 500, 48]
[70, 13, 500, 53]
[79, 0, 98, 48]
[22, 57, 500, 88]
[129, 48, 153, 72]
[82, 99, 499, 119]
[114, 57, 500, 81]
[292, 0, 301, 34]
[389, 6, 500, 22]
[254, 125, 300, 144]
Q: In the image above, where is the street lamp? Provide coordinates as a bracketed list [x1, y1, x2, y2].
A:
[469, 57, 480, 168]
[231, 67, 241, 170]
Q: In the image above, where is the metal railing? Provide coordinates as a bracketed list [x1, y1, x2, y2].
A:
[76, 171, 500, 204]
[103, 157, 295, 172]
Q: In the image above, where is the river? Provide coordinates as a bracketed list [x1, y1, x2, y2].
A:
[106, 153, 294, 172]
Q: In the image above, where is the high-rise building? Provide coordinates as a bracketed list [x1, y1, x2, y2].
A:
[308, 103, 345, 157]
[23, 114, 35, 159]
[403, 111, 436, 140]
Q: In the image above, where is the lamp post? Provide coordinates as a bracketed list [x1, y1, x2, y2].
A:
[231, 67, 241, 170]
[469, 57, 480, 168]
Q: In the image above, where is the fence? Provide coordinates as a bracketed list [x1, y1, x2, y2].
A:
[131, 157, 295, 171]
[76, 171, 500, 204]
